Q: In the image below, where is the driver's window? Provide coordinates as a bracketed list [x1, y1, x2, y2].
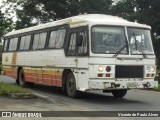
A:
[68, 33, 77, 55]
[77, 31, 87, 55]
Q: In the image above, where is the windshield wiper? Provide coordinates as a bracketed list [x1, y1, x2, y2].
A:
[133, 32, 147, 58]
[113, 45, 126, 57]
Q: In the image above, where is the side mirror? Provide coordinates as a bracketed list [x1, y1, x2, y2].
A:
[77, 35, 83, 46]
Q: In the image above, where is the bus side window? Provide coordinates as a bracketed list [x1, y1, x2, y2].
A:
[48, 30, 57, 48]
[55, 29, 66, 48]
[48, 28, 66, 49]
[77, 31, 87, 55]
[32, 34, 39, 50]
[9, 38, 13, 51]
[68, 33, 76, 55]
[19, 36, 25, 50]
[3, 39, 8, 51]
[38, 32, 47, 49]
[24, 35, 31, 50]
[19, 35, 31, 50]
[13, 38, 18, 51]
[9, 38, 18, 51]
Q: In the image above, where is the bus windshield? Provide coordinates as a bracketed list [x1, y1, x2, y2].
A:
[91, 26, 128, 54]
[91, 26, 154, 55]
[127, 28, 154, 55]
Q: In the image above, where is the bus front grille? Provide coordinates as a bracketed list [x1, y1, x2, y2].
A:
[115, 65, 144, 78]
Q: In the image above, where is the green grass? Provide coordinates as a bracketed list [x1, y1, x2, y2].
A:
[0, 82, 31, 95]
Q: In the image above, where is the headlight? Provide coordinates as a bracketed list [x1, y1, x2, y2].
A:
[98, 66, 104, 72]
[146, 66, 156, 72]
[150, 66, 156, 72]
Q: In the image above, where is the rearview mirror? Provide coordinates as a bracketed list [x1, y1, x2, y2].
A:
[77, 35, 83, 46]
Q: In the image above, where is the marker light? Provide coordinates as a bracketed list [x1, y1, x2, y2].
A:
[106, 74, 110, 77]
[98, 74, 103, 77]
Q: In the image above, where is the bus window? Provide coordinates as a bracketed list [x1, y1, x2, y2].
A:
[12, 38, 18, 51]
[68, 33, 76, 55]
[77, 31, 87, 55]
[55, 29, 66, 48]
[48, 30, 57, 48]
[19, 36, 25, 50]
[4, 39, 8, 51]
[32, 34, 39, 50]
[38, 32, 47, 49]
[24, 35, 31, 50]
[9, 37, 18, 51]
[20, 35, 31, 50]
[9, 38, 13, 51]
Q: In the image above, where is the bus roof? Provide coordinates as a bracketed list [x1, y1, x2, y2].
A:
[5, 14, 151, 37]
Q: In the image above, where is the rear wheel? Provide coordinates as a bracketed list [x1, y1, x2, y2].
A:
[18, 69, 26, 87]
[66, 72, 79, 98]
[112, 89, 127, 98]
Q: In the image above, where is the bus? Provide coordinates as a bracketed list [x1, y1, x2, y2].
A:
[2, 14, 158, 98]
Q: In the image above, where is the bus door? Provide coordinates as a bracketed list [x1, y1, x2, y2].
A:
[66, 27, 88, 67]
[66, 26, 89, 89]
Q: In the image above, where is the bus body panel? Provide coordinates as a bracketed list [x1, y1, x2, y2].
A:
[2, 14, 158, 93]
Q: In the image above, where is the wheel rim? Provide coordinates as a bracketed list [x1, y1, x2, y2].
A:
[67, 74, 75, 95]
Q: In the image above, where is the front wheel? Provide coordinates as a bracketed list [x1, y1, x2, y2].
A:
[66, 72, 79, 98]
[112, 89, 127, 98]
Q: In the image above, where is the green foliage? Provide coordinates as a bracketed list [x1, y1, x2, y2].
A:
[155, 76, 160, 84]
[0, 11, 13, 42]
[0, 82, 31, 94]
[79, 0, 112, 14]
[7, 0, 113, 29]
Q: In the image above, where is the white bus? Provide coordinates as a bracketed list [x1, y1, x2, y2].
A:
[2, 14, 158, 98]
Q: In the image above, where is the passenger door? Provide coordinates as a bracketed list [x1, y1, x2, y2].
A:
[66, 26, 89, 90]
[66, 26, 89, 68]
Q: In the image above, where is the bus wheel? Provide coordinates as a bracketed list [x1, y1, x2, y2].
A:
[112, 89, 127, 98]
[66, 72, 78, 98]
[18, 69, 26, 87]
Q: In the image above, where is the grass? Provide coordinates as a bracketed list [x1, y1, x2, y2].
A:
[0, 82, 31, 95]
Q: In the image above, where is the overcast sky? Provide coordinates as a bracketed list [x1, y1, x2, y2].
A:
[0, 0, 2, 6]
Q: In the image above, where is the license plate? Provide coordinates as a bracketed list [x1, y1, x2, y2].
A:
[127, 82, 138, 88]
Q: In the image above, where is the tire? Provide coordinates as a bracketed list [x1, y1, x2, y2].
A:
[66, 72, 79, 98]
[18, 69, 26, 87]
[112, 89, 127, 98]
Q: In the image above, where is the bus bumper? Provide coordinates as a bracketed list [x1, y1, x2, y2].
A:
[88, 80, 158, 90]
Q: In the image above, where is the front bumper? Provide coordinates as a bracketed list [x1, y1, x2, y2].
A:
[88, 79, 158, 90]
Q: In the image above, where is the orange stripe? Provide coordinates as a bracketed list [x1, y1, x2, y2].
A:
[24, 72, 62, 87]
[4, 69, 62, 87]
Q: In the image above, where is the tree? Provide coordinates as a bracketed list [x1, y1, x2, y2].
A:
[111, 0, 160, 67]
[6, 0, 113, 29]
[0, 10, 13, 43]
[111, 0, 137, 21]
[79, 0, 112, 14]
